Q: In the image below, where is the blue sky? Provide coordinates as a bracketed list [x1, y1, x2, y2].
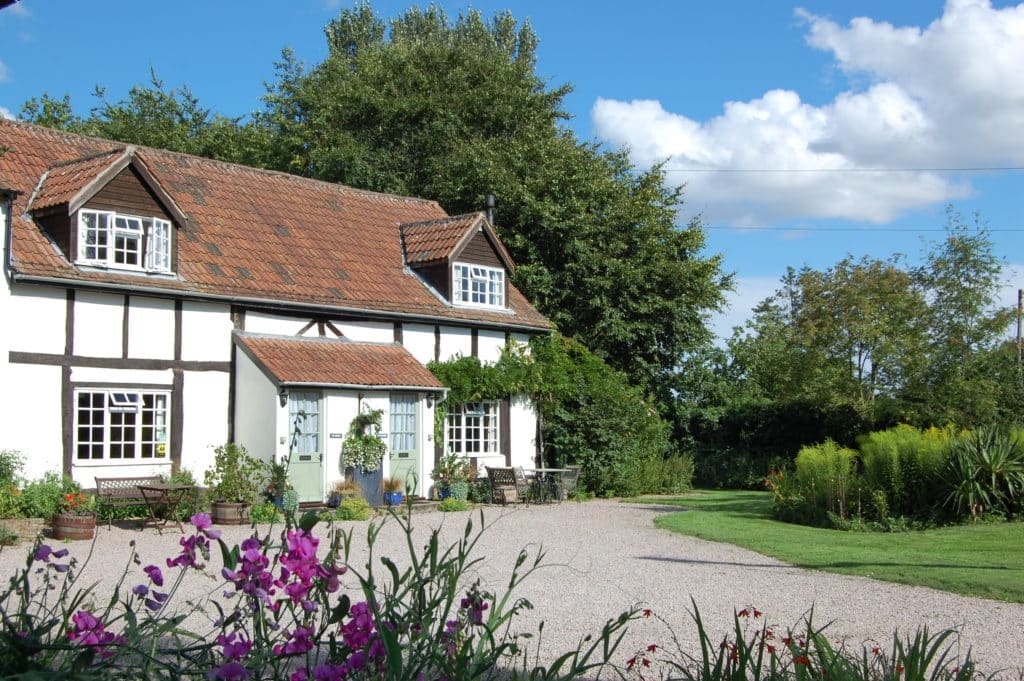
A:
[1, 0, 1021, 339]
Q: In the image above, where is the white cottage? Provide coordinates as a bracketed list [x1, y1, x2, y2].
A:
[0, 119, 550, 501]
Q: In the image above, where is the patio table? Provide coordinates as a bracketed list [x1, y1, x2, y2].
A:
[137, 483, 193, 534]
[525, 468, 570, 503]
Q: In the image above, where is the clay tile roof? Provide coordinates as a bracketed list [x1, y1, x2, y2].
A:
[29, 149, 123, 212]
[235, 334, 444, 389]
[401, 213, 483, 265]
[0, 119, 549, 331]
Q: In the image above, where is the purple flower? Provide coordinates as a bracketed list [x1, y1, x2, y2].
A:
[207, 661, 250, 681]
[33, 545, 69, 563]
[133, 584, 149, 597]
[144, 564, 164, 586]
[67, 610, 125, 659]
[217, 632, 253, 661]
[273, 625, 316, 656]
[191, 512, 212, 531]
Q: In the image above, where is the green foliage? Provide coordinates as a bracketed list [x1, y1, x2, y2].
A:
[166, 468, 202, 521]
[724, 208, 1016, 434]
[859, 425, 952, 518]
[340, 409, 387, 472]
[203, 443, 266, 505]
[21, 73, 271, 165]
[249, 502, 283, 524]
[529, 334, 675, 496]
[689, 398, 868, 489]
[446, 481, 470, 502]
[945, 427, 1024, 520]
[619, 453, 696, 497]
[0, 450, 23, 484]
[17, 473, 75, 520]
[335, 496, 371, 521]
[437, 497, 470, 512]
[430, 451, 474, 487]
[791, 440, 859, 526]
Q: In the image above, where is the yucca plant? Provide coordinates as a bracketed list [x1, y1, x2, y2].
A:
[945, 427, 1024, 521]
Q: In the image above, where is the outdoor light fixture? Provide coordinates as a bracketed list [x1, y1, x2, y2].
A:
[278, 388, 288, 407]
[426, 394, 435, 409]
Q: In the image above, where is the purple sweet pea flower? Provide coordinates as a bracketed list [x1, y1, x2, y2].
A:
[144, 564, 164, 586]
[207, 661, 250, 681]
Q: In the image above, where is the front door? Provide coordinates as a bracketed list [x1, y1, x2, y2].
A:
[389, 393, 419, 495]
[288, 391, 323, 503]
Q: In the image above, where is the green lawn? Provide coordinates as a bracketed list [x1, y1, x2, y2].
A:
[643, 489, 1024, 603]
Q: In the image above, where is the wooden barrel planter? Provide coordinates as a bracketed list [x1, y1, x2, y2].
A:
[52, 513, 96, 541]
[210, 501, 249, 525]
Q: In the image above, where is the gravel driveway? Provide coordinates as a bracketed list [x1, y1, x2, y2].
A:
[2, 500, 1022, 677]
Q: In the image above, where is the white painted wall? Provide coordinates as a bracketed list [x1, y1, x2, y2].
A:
[181, 371, 231, 478]
[438, 326, 472, 360]
[127, 296, 175, 359]
[70, 367, 173, 384]
[508, 394, 538, 469]
[335, 321, 392, 343]
[477, 329, 505, 363]
[244, 311, 309, 336]
[9, 285, 67, 355]
[181, 300, 233, 361]
[233, 348, 277, 465]
[402, 323, 435, 364]
[73, 290, 123, 358]
[2, 363, 63, 481]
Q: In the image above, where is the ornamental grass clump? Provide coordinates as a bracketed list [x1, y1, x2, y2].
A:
[0, 507, 637, 679]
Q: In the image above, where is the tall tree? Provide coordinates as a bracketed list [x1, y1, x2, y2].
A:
[254, 5, 730, 400]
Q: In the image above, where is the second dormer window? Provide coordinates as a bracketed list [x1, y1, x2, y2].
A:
[453, 262, 504, 309]
[78, 209, 172, 273]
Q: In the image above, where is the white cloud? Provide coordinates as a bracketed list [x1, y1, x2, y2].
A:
[0, 106, 13, 120]
[593, 0, 1024, 225]
[6, 2, 29, 17]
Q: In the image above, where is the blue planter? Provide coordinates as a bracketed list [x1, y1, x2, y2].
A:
[383, 491, 404, 506]
[350, 466, 383, 506]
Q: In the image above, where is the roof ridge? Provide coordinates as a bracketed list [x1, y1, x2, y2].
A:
[400, 212, 483, 229]
[1, 118, 444, 211]
[235, 331, 401, 347]
[45, 147, 124, 171]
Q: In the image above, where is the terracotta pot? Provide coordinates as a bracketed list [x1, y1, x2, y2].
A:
[210, 501, 250, 526]
[52, 513, 96, 541]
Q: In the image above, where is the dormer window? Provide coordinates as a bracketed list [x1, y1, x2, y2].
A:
[453, 262, 504, 309]
[77, 209, 172, 273]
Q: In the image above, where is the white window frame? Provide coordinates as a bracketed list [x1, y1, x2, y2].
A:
[77, 209, 173, 273]
[452, 262, 505, 309]
[446, 401, 499, 455]
[74, 389, 170, 462]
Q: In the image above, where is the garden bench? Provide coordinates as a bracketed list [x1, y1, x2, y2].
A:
[485, 466, 531, 505]
[94, 476, 164, 529]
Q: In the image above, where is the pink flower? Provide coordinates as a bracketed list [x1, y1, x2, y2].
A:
[144, 564, 164, 586]
[207, 661, 250, 681]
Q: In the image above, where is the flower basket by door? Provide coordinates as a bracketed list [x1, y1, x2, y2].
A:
[52, 513, 95, 541]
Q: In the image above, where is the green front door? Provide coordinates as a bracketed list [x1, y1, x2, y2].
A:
[288, 391, 323, 503]
[389, 393, 419, 495]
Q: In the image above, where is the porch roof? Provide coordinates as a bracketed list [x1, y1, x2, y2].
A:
[234, 333, 445, 391]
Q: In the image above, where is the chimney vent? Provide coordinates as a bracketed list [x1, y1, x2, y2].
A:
[485, 194, 496, 225]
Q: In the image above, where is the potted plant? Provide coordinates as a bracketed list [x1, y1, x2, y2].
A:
[382, 476, 405, 506]
[431, 451, 472, 500]
[341, 408, 387, 506]
[264, 457, 292, 509]
[204, 443, 265, 525]
[327, 480, 360, 508]
[52, 490, 96, 541]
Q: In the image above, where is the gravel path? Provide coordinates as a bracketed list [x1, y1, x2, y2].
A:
[2, 500, 1022, 677]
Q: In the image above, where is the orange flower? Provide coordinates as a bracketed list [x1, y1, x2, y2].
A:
[642, 609, 652, 618]
[646, 644, 657, 652]
[794, 655, 810, 666]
